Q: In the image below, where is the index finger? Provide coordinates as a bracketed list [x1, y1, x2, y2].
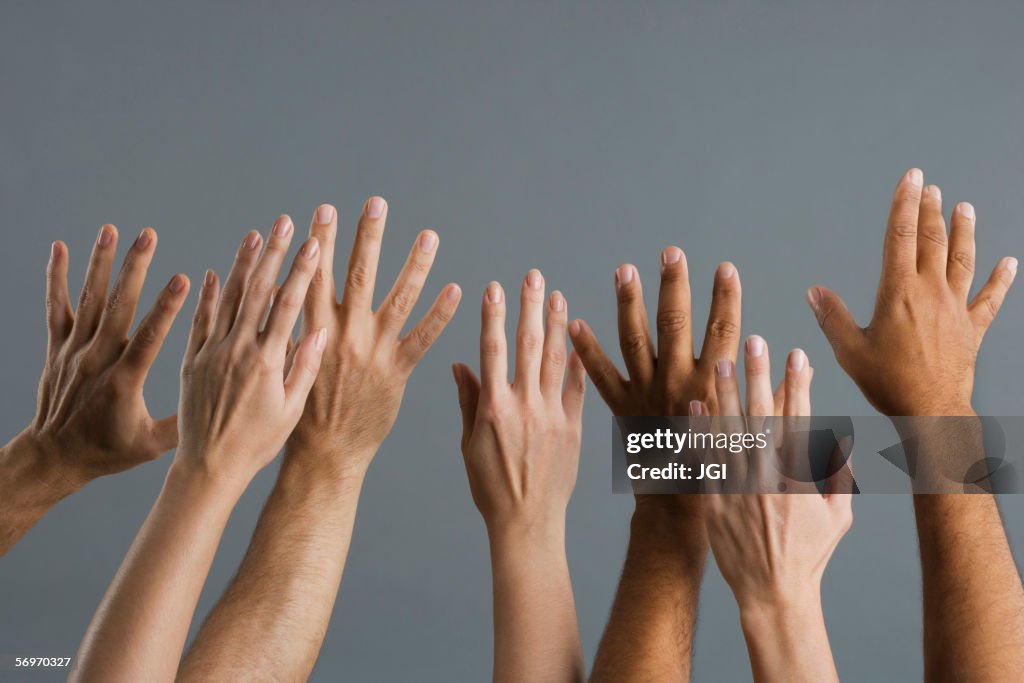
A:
[880, 168, 924, 290]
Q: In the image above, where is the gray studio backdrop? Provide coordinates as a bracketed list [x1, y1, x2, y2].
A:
[2, 2, 1022, 681]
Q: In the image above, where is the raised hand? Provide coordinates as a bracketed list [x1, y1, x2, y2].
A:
[452, 271, 586, 683]
[807, 168, 1016, 416]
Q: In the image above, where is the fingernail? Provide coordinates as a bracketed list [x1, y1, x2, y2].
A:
[1007, 257, 1018, 276]
[615, 265, 634, 288]
[317, 204, 335, 224]
[244, 232, 262, 250]
[97, 225, 113, 247]
[315, 327, 327, 352]
[746, 335, 765, 357]
[446, 284, 461, 302]
[925, 184, 941, 199]
[717, 262, 735, 279]
[661, 247, 682, 266]
[204, 269, 215, 287]
[273, 215, 293, 237]
[959, 202, 975, 219]
[788, 349, 806, 371]
[569, 320, 582, 336]
[419, 231, 438, 253]
[715, 359, 733, 377]
[689, 400, 704, 417]
[135, 228, 152, 250]
[50, 242, 59, 260]
[451, 363, 462, 383]
[550, 291, 565, 312]
[365, 197, 385, 218]
[487, 281, 503, 304]
[527, 269, 543, 290]
[168, 274, 185, 293]
[806, 287, 820, 312]
[301, 237, 320, 259]
[907, 168, 924, 187]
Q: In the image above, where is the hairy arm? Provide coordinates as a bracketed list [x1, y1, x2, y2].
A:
[0, 433, 80, 553]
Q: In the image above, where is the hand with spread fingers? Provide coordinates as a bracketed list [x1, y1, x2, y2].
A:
[70, 218, 325, 683]
[570, 252, 742, 682]
[452, 271, 587, 683]
[697, 341, 851, 683]
[0, 226, 189, 555]
[178, 198, 462, 683]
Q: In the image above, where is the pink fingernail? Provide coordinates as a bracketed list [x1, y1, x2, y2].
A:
[1007, 257, 1018, 276]
[615, 265, 634, 288]
[569, 320, 582, 336]
[746, 335, 765, 357]
[788, 349, 806, 371]
[315, 327, 327, 351]
[907, 168, 924, 187]
[365, 197, 385, 219]
[244, 232, 262, 250]
[135, 228, 152, 249]
[97, 225, 114, 247]
[317, 204, 335, 224]
[273, 215, 293, 237]
[925, 184, 941, 199]
[715, 359, 733, 377]
[446, 284, 461, 302]
[661, 247, 682, 266]
[204, 269, 216, 287]
[550, 291, 565, 311]
[689, 400, 704, 417]
[959, 202, 975, 219]
[419, 231, 438, 253]
[527, 269, 543, 290]
[487, 281, 503, 304]
[168, 275, 185, 293]
[301, 237, 320, 259]
[717, 262, 736, 279]
[806, 287, 821, 312]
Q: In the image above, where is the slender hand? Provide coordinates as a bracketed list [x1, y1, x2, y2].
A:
[699, 341, 852, 683]
[452, 271, 587, 683]
[0, 226, 188, 555]
[808, 169, 1024, 680]
[178, 198, 461, 682]
[569, 252, 742, 681]
[69, 219, 325, 683]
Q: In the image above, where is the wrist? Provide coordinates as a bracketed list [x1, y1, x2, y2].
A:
[277, 451, 368, 496]
[486, 512, 566, 551]
[2, 429, 85, 502]
[166, 451, 251, 503]
[737, 586, 824, 633]
[282, 441, 376, 483]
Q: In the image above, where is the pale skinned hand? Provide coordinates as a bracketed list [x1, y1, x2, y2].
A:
[286, 199, 462, 478]
[453, 271, 586, 529]
[697, 340, 853, 609]
[807, 168, 1017, 416]
[174, 218, 326, 487]
[27, 225, 189, 486]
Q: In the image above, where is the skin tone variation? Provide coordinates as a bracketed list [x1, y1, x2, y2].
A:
[698, 341, 853, 683]
[177, 198, 461, 681]
[0, 226, 188, 555]
[69, 219, 326, 683]
[569, 251, 743, 681]
[808, 169, 1024, 680]
[452, 272, 587, 683]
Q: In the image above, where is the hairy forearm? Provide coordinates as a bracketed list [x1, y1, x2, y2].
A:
[69, 461, 240, 683]
[487, 517, 584, 683]
[739, 595, 838, 683]
[177, 452, 368, 683]
[0, 430, 82, 554]
[914, 493, 1024, 681]
[590, 497, 708, 682]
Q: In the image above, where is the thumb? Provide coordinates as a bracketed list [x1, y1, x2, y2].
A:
[807, 286, 861, 359]
[452, 363, 480, 444]
[150, 414, 179, 455]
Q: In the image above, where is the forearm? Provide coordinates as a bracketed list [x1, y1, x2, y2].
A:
[590, 497, 709, 682]
[178, 452, 368, 682]
[0, 430, 82, 554]
[70, 461, 240, 683]
[914, 493, 1024, 681]
[738, 595, 838, 683]
[487, 516, 584, 683]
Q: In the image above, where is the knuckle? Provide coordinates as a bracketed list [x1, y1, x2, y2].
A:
[543, 348, 566, 369]
[104, 287, 125, 315]
[389, 288, 416, 316]
[620, 332, 648, 355]
[919, 229, 947, 248]
[411, 327, 435, 352]
[247, 276, 274, 297]
[951, 251, 975, 274]
[276, 290, 305, 311]
[707, 318, 739, 341]
[132, 322, 161, 348]
[347, 264, 372, 291]
[481, 338, 504, 358]
[891, 221, 918, 238]
[432, 305, 454, 325]
[408, 257, 431, 275]
[518, 330, 542, 352]
[656, 310, 689, 334]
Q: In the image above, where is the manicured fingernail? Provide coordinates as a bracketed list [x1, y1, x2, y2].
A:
[168, 274, 185, 293]
[689, 400, 704, 417]
[715, 359, 733, 377]
[615, 265, 634, 288]
[925, 184, 941, 199]
[204, 269, 215, 287]
[569, 320, 582, 336]
[365, 197, 385, 218]
[958, 202, 975, 219]
[1006, 257, 1018, 276]
[135, 228, 152, 249]
[317, 204, 335, 224]
[788, 349, 806, 371]
[273, 215, 293, 237]
[550, 291, 565, 311]
[315, 327, 327, 352]
[661, 246, 682, 266]
[717, 262, 735, 279]
[527, 269, 543, 290]
[97, 225, 113, 247]
[487, 281, 503, 304]
[446, 283, 461, 302]
[244, 232, 262, 250]
[301, 237, 320, 259]
[806, 287, 820, 312]
[907, 168, 924, 187]
[419, 230, 438, 253]
[746, 335, 765, 357]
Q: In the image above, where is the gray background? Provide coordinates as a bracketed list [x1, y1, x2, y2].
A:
[2, 1, 1022, 681]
